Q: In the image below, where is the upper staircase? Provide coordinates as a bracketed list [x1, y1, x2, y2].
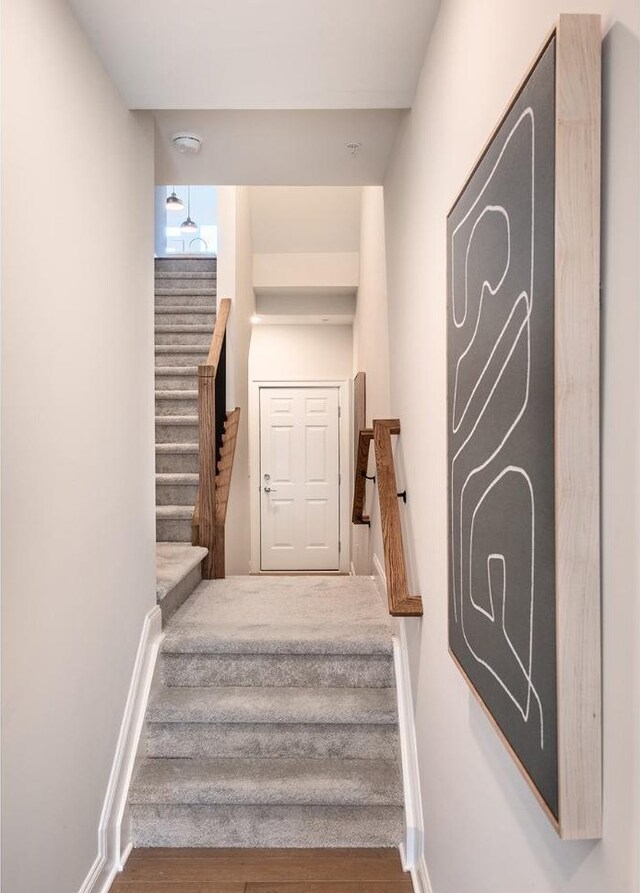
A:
[155, 257, 217, 545]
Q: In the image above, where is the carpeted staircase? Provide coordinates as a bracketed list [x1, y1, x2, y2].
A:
[128, 576, 404, 848]
[155, 256, 217, 544]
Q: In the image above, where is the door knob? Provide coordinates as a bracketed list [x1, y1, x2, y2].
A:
[263, 486, 277, 493]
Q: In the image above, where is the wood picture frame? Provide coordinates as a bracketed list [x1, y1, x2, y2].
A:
[446, 15, 601, 839]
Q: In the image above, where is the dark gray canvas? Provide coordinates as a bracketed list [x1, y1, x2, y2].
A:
[447, 38, 558, 817]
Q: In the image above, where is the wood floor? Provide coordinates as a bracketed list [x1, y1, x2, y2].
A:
[110, 848, 414, 892]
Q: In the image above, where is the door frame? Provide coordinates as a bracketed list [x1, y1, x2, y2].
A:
[249, 379, 350, 574]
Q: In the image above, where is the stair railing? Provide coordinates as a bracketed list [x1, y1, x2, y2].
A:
[352, 418, 423, 617]
[192, 297, 240, 579]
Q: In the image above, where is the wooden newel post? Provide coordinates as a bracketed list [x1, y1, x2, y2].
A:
[198, 364, 217, 579]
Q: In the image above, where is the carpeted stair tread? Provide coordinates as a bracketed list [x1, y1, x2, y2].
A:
[156, 345, 210, 354]
[155, 287, 217, 297]
[157, 505, 194, 519]
[129, 757, 403, 806]
[155, 271, 217, 280]
[155, 415, 198, 425]
[155, 310, 216, 326]
[156, 443, 199, 452]
[156, 472, 199, 484]
[156, 543, 207, 602]
[147, 686, 397, 725]
[155, 306, 217, 314]
[129, 804, 403, 848]
[160, 651, 395, 689]
[156, 366, 198, 376]
[155, 325, 214, 334]
[156, 390, 198, 399]
[146, 721, 399, 760]
[162, 577, 394, 656]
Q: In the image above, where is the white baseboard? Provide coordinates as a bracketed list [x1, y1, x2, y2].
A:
[78, 605, 163, 893]
[77, 854, 112, 893]
[411, 855, 435, 893]
[373, 552, 434, 891]
[393, 631, 423, 870]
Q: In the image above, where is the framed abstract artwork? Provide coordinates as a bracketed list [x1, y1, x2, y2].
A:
[447, 15, 602, 839]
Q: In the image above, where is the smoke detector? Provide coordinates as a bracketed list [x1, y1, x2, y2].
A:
[171, 132, 203, 155]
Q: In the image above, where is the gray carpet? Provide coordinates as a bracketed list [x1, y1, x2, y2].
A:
[156, 543, 208, 623]
[154, 256, 217, 543]
[129, 575, 404, 847]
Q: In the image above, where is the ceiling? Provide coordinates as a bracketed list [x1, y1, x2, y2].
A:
[153, 110, 406, 185]
[67, 0, 439, 110]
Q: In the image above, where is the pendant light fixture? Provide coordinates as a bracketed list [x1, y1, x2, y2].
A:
[166, 186, 184, 212]
[180, 185, 198, 233]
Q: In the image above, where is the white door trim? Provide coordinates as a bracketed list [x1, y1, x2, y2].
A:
[249, 379, 350, 574]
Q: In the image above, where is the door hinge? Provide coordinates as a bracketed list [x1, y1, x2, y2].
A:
[338, 406, 341, 418]
[339, 540, 342, 553]
[339, 473, 342, 485]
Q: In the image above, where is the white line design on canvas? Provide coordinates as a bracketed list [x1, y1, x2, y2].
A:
[449, 108, 544, 748]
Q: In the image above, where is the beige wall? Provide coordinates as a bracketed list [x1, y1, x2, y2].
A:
[352, 186, 391, 574]
[220, 186, 255, 574]
[250, 187, 362, 253]
[249, 325, 354, 381]
[384, 1, 639, 891]
[1, 0, 156, 890]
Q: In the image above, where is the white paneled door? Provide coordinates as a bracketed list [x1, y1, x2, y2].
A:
[260, 387, 340, 571]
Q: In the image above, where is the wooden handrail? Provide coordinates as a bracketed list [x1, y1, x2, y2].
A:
[192, 297, 240, 579]
[206, 297, 231, 367]
[373, 420, 422, 617]
[352, 428, 373, 525]
[351, 417, 423, 617]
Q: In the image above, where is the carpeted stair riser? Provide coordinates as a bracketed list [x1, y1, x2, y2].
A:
[155, 331, 213, 348]
[155, 283, 217, 310]
[129, 757, 402, 806]
[156, 257, 217, 273]
[148, 685, 397, 724]
[156, 445, 199, 474]
[156, 392, 198, 416]
[155, 349, 209, 368]
[155, 372, 198, 392]
[155, 269, 216, 281]
[156, 287, 217, 299]
[155, 328, 214, 347]
[146, 722, 399, 760]
[130, 803, 403, 848]
[155, 292, 217, 309]
[156, 476, 198, 507]
[156, 517, 193, 543]
[155, 309, 216, 326]
[155, 278, 217, 292]
[161, 651, 395, 688]
[155, 419, 199, 444]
